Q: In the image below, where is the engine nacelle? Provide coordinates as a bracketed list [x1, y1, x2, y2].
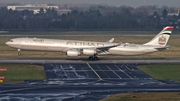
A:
[66, 50, 81, 57]
[83, 49, 97, 55]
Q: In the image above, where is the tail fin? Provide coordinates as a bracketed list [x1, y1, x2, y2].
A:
[143, 26, 174, 47]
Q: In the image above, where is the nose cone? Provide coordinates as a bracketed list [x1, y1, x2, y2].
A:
[5, 42, 10, 45]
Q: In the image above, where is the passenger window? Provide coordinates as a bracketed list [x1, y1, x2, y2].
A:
[9, 40, 13, 42]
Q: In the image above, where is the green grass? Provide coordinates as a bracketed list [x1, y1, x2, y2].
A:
[0, 31, 163, 35]
[100, 92, 180, 101]
[137, 64, 180, 81]
[0, 64, 46, 84]
[3, 30, 180, 35]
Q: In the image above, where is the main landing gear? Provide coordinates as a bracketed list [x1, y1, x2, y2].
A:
[89, 55, 99, 61]
[18, 49, 21, 56]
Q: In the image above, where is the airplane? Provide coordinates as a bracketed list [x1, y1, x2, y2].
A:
[5, 26, 174, 60]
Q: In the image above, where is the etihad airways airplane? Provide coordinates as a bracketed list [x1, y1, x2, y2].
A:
[6, 26, 173, 60]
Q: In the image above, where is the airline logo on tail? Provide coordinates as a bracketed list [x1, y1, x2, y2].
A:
[159, 35, 166, 45]
[158, 26, 173, 46]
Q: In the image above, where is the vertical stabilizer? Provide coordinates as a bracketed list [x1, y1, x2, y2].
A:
[143, 26, 174, 46]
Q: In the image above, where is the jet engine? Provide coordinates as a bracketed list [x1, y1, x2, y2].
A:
[66, 50, 81, 57]
[83, 49, 97, 55]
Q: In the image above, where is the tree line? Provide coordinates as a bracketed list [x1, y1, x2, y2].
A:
[0, 6, 180, 31]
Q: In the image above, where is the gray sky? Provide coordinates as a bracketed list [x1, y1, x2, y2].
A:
[1, 0, 180, 7]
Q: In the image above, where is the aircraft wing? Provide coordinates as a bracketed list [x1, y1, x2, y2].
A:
[66, 43, 121, 52]
[96, 42, 121, 50]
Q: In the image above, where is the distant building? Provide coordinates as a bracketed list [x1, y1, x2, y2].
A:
[168, 8, 180, 16]
[7, 4, 71, 15]
[57, 9, 71, 15]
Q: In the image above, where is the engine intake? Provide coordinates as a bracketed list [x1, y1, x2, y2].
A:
[66, 50, 81, 57]
[83, 49, 97, 55]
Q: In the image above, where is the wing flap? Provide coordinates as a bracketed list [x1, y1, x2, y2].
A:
[96, 42, 121, 50]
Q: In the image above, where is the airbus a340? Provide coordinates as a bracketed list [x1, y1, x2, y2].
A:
[6, 26, 174, 60]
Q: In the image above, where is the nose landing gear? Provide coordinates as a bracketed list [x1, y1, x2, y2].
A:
[18, 49, 21, 56]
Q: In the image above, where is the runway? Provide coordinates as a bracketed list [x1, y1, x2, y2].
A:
[0, 58, 180, 64]
[1, 61, 180, 101]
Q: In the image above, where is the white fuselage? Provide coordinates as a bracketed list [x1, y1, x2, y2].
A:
[6, 37, 161, 56]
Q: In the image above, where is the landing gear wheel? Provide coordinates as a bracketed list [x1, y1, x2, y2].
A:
[18, 52, 21, 56]
[89, 56, 99, 61]
[94, 57, 98, 60]
[89, 56, 93, 61]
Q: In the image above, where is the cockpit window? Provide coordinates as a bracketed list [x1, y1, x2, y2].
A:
[9, 40, 13, 42]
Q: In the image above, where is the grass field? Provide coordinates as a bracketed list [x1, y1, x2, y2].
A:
[137, 64, 180, 81]
[100, 92, 180, 101]
[0, 64, 46, 84]
[2, 30, 180, 35]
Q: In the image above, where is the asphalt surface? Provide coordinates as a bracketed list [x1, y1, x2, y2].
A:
[0, 58, 180, 64]
[1, 62, 180, 101]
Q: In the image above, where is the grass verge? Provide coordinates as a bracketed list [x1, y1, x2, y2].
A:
[100, 92, 180, 101]
[0, 64, 46, 84]
[137, 64, 180, 81]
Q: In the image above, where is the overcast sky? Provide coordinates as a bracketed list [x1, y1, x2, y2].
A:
[1, 0, 180, 7]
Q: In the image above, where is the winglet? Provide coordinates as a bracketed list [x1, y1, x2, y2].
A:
[107, 38, 114, 43]
[115, 42, 121, 46]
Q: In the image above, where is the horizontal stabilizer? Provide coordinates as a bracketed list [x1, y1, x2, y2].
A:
[155, 45, 170, 50]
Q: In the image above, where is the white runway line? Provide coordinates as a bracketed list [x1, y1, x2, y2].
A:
[105, 65, 122, 79]
[86, 63, 102, 81]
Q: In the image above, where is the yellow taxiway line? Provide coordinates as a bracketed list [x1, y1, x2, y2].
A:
[87, 63, 102, 81]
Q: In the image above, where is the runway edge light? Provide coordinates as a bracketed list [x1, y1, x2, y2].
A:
[0, 80, 3, 83]
[0, 68, 7, 71]
[0, 76, 5, 79]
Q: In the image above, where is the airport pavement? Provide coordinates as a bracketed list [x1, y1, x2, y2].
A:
[1, 63, 180, 101]
[0, 58, 180, 64]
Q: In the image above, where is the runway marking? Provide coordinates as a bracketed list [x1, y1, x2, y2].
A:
[96, 65, 110, 78]
[106, 65, 122, 79]
[79, 64, 90, 78]
[69, 64, 79, 77]
[115, 65, 132, 79]
[124, 64, 132, 71]
[0, 86, 43, 94]
[87, 63, 102, 80]
[60, 65, 68, 78]
[62, 70, 124, 72]
[113, 64, 123, 71]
